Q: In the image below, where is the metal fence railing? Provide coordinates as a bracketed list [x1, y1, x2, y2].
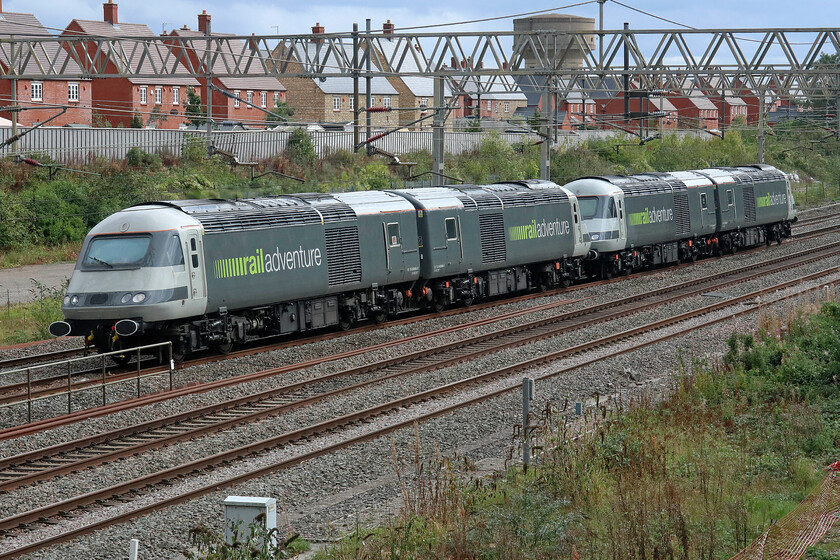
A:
[0, 127, 709, 164]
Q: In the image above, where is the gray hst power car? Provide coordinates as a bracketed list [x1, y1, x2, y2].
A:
[563, 164, 796, 277]
[50, 183, 591, 360]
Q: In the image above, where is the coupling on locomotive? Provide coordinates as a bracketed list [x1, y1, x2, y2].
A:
[49, 164, 796, 361]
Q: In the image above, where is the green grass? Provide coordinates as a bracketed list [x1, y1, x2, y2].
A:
[0, 241, 79, 268]
[0, 290, 64, 345]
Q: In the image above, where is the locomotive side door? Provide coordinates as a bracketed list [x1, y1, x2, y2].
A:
[444, 216, 462, 268]
[383, 221, 405, 276]
[185, 230, 206, 300]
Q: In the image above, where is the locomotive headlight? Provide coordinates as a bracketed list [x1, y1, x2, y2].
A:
[131, 292, 147, 304]
[590, 233, 600, 241]
[120, 293, 133, 304]
[63, 296, 71, 305]
[70, 295, 79, 305]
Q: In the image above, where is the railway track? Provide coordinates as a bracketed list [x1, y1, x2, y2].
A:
[1, 241, 838, 493]
[1, 262, 836, 559]
[1, 213, 836, 382]
[2, 216, 838, 411]
[2, 237, 839, 435]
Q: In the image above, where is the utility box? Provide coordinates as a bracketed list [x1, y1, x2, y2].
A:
[223, 496, 277, 546]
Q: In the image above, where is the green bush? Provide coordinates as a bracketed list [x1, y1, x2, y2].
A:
[126, 147, 162, 169]
[287, 128, 316, 167]
[182, 136, 207, 163]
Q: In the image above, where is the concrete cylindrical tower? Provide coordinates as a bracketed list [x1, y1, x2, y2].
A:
[513, 14, 596, 69]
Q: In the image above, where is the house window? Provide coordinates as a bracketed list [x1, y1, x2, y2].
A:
[420, 98, 428, 108]
[260, 91, 267, 108]
[246, 91, 253, 107]
[173, 86, 180, 105]
[140, 86, 147, 104]
[234, 91, 240, 108]
[68, 83, 79, 102]
[349, 97, 354, 111]
[504, 102, 510, 113]
[333, 96, 341, 111]
[154, 86, 162, 105]
[487, 100, 492, 110]
[274, 92, 280, 106]
[383, 96, 391, 109]
[31, 82, 43, 101]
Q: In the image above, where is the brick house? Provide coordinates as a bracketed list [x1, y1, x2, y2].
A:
[514, 77, 597, 131]
[271, 23, 400, 128]
[62, 1, 199, 129]
[732, 79, 786, 125]
[700, 78, 748, 126]
[449, 60, 527, 123]
[165, 11, 286, 128]
[0, 4, 91, 127]
[666, 80, 720, 131]
[369, 20, 452, 130]
[593, 79, 679, 134]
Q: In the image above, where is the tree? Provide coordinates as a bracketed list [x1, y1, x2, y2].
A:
[265, 100, 294, 124]
[287, 128, 316, 167]
[129, 113, 144, 128]
[184, 86, 207, 127]
[146, 104, 169, 128]
[804, 52, 840, 121]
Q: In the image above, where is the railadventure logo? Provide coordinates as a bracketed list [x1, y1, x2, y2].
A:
[213, 246, 323, 279]
[508, 218, 571, 242]
[628, 207, 674, 227]
[757, 193, 787, 208]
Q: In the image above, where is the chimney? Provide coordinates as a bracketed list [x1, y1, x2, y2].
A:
[451, 56, 458, 68]
[248, 32, 258, 51]
[383, 19, 394, 36]
[103, 0, 118, 25]
[311, 22, 324, 42]
[198, 10, 211, 34]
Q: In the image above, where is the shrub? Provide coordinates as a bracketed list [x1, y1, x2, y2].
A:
[287, 128, 316, 167]
[182, 136, 207, 163]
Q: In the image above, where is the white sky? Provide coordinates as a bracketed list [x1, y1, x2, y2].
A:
[4, 0, 837, 37]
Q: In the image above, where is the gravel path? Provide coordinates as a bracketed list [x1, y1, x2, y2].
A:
[1, 226, 839, 559]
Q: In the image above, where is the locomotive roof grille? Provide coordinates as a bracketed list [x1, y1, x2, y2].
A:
[453, 184, 568, 209]
[453, 194, 479, 210]
[197, 207, 327, 232]
[598, 175, 688, 196]
[156, 195, 357, 232]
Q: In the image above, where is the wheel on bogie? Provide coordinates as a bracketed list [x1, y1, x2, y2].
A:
[371, 310, 387, 324]
[432, 298, 446, 313]
[212, 340, 234, 355]
[339, 312, 353, 331]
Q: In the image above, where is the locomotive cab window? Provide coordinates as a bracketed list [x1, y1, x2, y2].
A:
[700, 192, 708, 210]
[162, 234, 185, 268]
[85, 235, 151, 269]
[578, 196, 617, 220]
[387, 223, 401, 246]
[445, 217, 458, 241]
